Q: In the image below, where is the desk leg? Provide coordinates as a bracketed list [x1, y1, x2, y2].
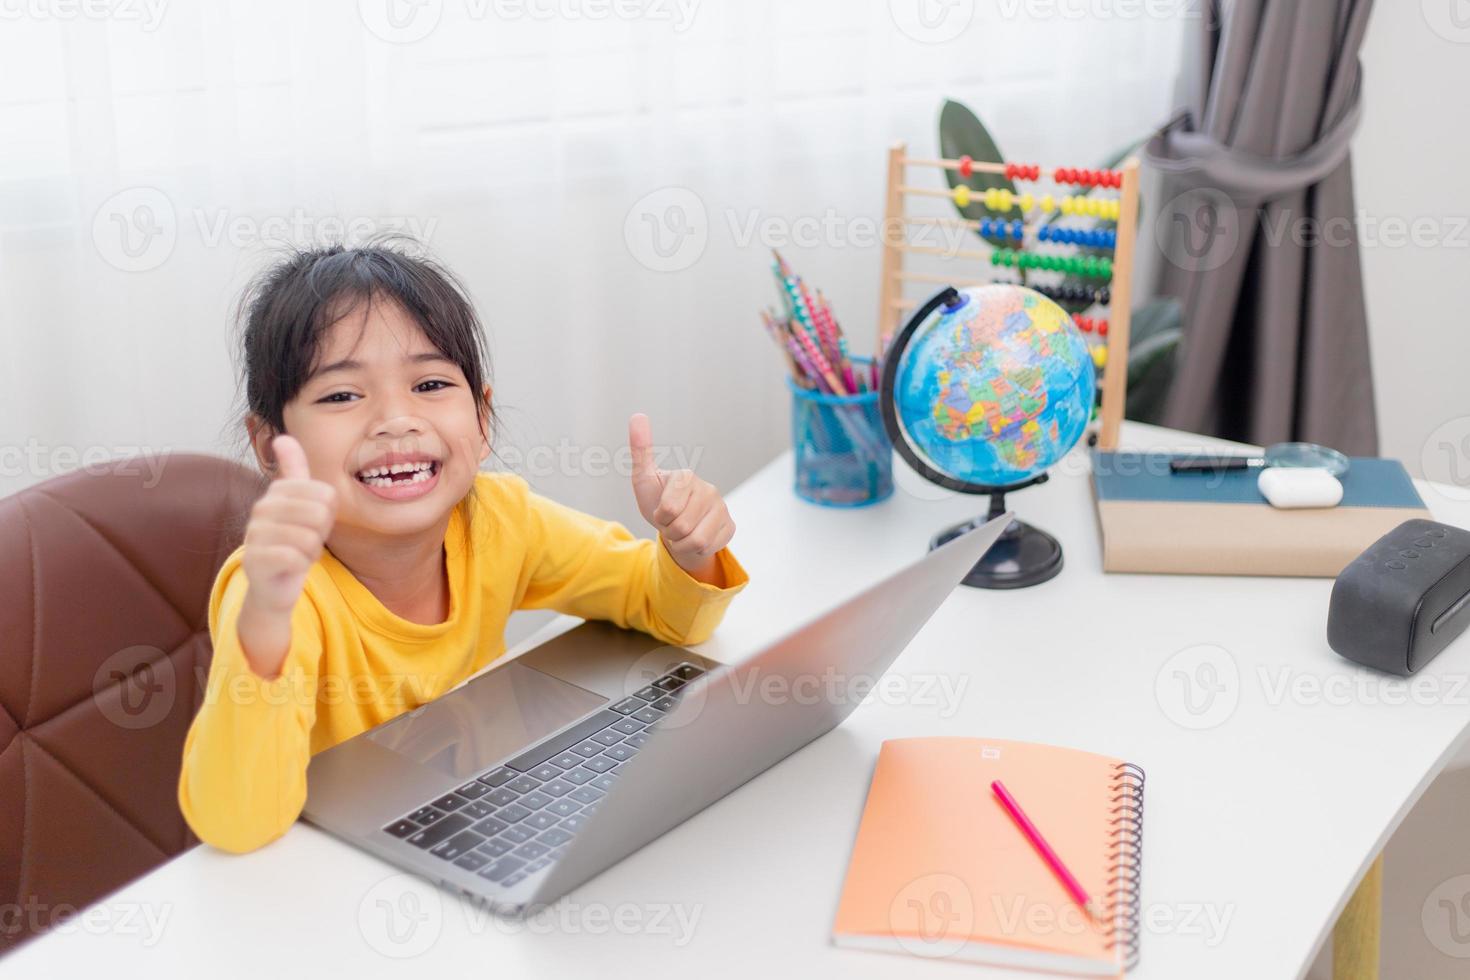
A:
[1332, 855, 1382, 980]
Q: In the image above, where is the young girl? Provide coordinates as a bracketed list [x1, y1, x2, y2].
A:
[178, 243, 748, 854]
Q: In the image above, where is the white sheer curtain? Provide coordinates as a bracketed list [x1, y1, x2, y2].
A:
[0, 0, 1187, 528]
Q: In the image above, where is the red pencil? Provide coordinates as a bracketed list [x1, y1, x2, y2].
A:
[991, 779, 1099, 920]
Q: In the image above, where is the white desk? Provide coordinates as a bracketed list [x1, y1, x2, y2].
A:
[11, 423, 1470, 979]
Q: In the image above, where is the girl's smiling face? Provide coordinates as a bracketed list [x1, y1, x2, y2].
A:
[259, 297, 491, 538]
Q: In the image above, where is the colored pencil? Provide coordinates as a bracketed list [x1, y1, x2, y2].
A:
[992, 780, 1099, 920]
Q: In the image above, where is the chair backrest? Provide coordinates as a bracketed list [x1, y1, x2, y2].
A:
[0, 454, 264, 956]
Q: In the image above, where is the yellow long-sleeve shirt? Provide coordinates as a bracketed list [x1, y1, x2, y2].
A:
[178, 471, 748, 854]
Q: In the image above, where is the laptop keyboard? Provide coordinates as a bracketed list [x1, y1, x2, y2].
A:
[380, 661, 705, 889]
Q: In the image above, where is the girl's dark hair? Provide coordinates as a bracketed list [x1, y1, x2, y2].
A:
[233, 237, 494, 545]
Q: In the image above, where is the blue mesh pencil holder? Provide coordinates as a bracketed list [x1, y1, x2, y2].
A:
[787, 362, 894, 508]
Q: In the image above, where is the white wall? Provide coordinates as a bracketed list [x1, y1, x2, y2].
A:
[1356, 4, 1470, 496]
[0, 0, 1187, 536]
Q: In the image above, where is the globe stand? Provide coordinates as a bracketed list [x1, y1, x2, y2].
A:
[928, 474, 1063, 589]
[878, 286, 1074, 592]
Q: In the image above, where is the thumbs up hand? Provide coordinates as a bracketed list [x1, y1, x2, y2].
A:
[628, 413, 735, 582]
[241, 434, 339, 616]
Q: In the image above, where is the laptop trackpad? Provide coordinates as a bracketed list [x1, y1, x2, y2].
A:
[367, 662, 606, 780]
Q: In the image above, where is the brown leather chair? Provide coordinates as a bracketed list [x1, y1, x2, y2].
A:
[0, 454, 264, 956]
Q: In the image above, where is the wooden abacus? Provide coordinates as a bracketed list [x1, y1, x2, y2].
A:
[876, 143, 1142, 450]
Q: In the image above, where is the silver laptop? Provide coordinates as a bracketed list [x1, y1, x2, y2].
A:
[302, 513, 1008, 915]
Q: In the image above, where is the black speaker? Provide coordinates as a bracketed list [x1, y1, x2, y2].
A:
[1328, 519, 1470, 675]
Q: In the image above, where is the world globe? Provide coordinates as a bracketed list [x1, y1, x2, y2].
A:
[879, 283, 1098, 589]
[886, 284, 1095, 489]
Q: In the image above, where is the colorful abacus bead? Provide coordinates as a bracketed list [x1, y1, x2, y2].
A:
[1019, 192, 1035, 212]
[954, 185, 971, 208]
[1092, 345, 1108, 369]
[1098, 320, 1109, 337]
[1009, 219, 1024, 240]
[958, 155, 973, 178]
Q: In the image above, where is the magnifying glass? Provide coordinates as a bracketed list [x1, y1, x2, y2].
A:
[1169, 442, 1350, 478]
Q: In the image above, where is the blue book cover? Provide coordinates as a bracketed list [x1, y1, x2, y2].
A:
[1090, 452, 1430, 576]
[1092, 453, 1425, 510]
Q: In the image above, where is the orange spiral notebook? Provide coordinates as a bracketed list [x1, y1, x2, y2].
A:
[832, 738, 1145, 976]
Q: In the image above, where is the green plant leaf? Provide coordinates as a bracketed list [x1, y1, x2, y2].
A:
[937, 98, 1027, 284]
[1099, 137, 1146, 172]
[1124, 298, 1182, 424]
[938, 99, 1016, 223]
[1128, 296, 1181, 346]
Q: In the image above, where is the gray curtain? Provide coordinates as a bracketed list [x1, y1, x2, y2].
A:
[1145, 0, 1378, 454]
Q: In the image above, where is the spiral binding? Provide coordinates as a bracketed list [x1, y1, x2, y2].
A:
[1102, 762, 1146, 971]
